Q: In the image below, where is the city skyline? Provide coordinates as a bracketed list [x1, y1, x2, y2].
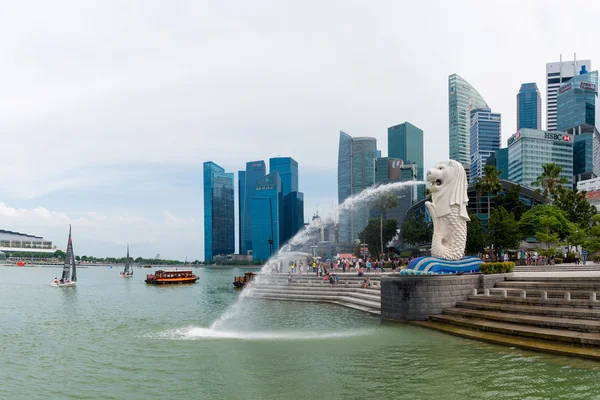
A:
[3, 1, 600, 260]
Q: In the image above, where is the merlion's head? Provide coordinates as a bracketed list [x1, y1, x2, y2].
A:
[426, 160, 470, 220]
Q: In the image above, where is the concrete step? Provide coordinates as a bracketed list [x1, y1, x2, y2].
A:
[507, 276, 600, 282]
[252, 282, 381, 292]
[411, 320, 600, 361]
[247, 295, 380, 316]
[429, 314, 600, 346]
[468, 294, 600, 308]
[443, 307, 600, 333]
[487, 287, 596, 299]
[456, 300, 600, 320]
[250, 287, 380, 302]
[496, 281, 600, 291]
[248, 291, 380, 310]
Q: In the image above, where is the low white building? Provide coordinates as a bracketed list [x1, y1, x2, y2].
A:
[0, 230, 56, 254]
[577, 177, 600, 192]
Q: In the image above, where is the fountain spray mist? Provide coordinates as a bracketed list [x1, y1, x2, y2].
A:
[210, 179, 426, 330]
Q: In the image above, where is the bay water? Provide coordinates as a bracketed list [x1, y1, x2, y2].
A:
[2, 266, 600, 399]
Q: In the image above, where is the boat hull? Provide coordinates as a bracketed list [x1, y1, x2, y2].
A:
[120, 273, 134, 278]
[52, 282, 76, 287]
[145, 277, 199, 285]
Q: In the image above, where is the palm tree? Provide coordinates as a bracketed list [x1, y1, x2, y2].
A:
[531, 163, 568, 199]
[473, 165, 503, 218]
[373, 193, 399, 257]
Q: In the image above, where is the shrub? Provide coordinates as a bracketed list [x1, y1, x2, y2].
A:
[479, 261, 515, 274]
[385, 261, 393, 268]
[554, 257, 563, 264]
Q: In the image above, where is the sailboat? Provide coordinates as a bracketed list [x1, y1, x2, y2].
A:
[120, 244, 134, 278]
[52, 225, 77, 287]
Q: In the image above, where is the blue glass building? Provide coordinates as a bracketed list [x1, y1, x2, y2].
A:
[237, 171, 245, 253]
[374, 157, 417, 226]
[203, 162, 235, 261]
[388, 122, 424, 198]
[557, 69, 598, 132]
[270, 157, 304, 246]
[241, 160, 266, 255]
[252, 171, 282, 261]
[557, 68, 600, 182]
[337, 131, 377, 242]
[282, 191, 304, 246]
[470, 108, 501, 183]
[517, 83, 541, 130]
[486, 148, 509, 180]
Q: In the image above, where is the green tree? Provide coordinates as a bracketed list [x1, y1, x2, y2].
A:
[493, 183, 527, 221]
[401, 212, 433, 246]
[372, 193, 399, 257]
[353, 243, 362, 259]
[566, 228, 587, 254]
[75, 255, 81, 261]
[487, 207, 521, 256]
[553, 187, 597, 228]
[53, 250, 66, 259]
[535, 215, 561, 257]
[520, 204, 573, 242]
[466, 213, 486, 255]
[531, 163, 569, 199]
[585, 215, 600, 259]
[473, 165, 503, 217]
[358, 218, 398, 259]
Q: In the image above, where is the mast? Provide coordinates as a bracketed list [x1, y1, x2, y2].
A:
[124, 244, 130, 273]
[61, 225, 72, 281]
[70, 226, 77, 282]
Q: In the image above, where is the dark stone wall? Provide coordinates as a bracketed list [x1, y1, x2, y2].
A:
[381, 275, 481, 321]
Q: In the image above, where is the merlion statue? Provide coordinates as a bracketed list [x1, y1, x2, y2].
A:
[424, 160, 470, 261]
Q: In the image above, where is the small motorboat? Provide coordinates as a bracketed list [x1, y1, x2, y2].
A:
[145, 269, 198, 285]
[16, 261, 26, 267]
[233, 272, 256, 288]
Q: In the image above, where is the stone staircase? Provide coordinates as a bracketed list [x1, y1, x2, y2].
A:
[246, 274, 382, 315]
[419, 276, 600, 357]
[513, 263, 600, 273]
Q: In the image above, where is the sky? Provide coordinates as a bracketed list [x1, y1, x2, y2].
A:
[1, 0, 600, 260]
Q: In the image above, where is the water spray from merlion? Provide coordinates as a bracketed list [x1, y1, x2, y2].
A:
[209, 179, 425, 331]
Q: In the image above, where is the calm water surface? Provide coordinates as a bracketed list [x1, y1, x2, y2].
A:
[2, 266, 600, 400]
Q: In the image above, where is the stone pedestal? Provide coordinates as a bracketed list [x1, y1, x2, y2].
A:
[381, 274, 480, 321]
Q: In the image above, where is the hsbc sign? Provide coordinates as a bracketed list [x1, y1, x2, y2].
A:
[544, 132, 572, 142]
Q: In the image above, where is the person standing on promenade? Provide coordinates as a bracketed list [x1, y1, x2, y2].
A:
[366, 259, 372, 274]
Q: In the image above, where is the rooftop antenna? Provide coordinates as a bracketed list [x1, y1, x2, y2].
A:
[574, 52, 577, 75]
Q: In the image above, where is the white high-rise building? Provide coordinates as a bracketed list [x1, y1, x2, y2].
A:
[546, 55, 591, 131]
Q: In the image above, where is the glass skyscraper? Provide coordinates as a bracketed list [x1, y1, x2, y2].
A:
[241, 160, 266, 255]
[251, 171, 282, 261]
[270, 157, 304, 246]
[337, 131, 377, 242]
[448, 74, 489, 165]
[237, 171, 245, 254]
[557, 69, 598, 132]
[203, 162, 234, 261]
[517, 83, 541, 130]
[388, 121, 424, 198]
[485, 148, 509, 180]
[507, 129, 573, 189]
[374, 157, 417, 226]
[470, 108, 501, 183]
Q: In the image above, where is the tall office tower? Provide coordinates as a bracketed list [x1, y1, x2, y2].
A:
[203, 162, 235, 261]
[241, 160, 266, 255]
[388, 121, 424, 198]
[485, 148, 509, 180]
[237, 171, 245, 254]
[337, 131, 377, 242]
[507, 129, 574, 189]
[557, 68, 600, 181]
[251, 171, 282, 261]
[469, 108, 502, 183]
[270, 157, 304, 245]
[448, 74, 489, 165]
[374, 157, 417, 225]
[517, 83, 541, 130]
[546, 55, 591, 130]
